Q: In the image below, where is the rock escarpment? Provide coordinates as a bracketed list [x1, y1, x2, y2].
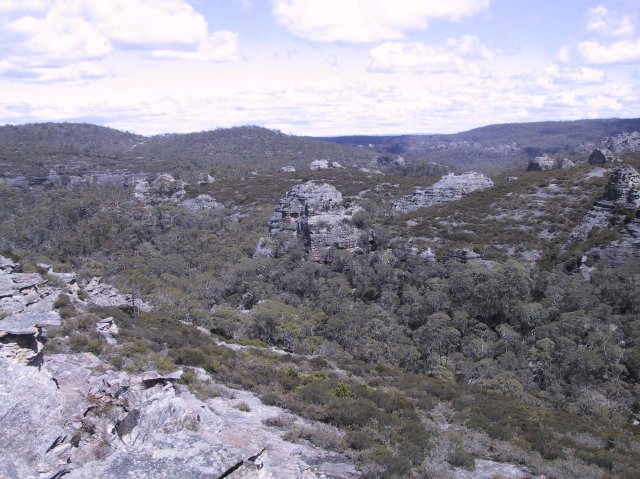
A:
[393, 172, 493, 214]
[602, 131, 640, 153]
[564, 165, 640, 260]
[268, 181, 362, 261]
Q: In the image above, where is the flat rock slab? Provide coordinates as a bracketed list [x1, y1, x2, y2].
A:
[454, 459, 531, 479]
[0, 311, 61, 335]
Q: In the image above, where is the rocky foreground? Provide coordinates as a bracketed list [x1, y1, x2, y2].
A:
[0, 257, 358, 479]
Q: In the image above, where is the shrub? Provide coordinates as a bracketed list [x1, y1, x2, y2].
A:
[53, 293, 71, 309]
[447, 446, 475, 469]
[179, 369, 197, 385]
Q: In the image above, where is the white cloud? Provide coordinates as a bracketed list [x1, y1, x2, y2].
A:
[368, 36, 493, 73]
[578, 38, 640, 64]
[0, 0, 46, 12]
[537, 64, 605, 87]
[272, 0, 490, 43]
[0, 0, 239, 82]
[587, 6, 635, 38]
[151, 31, 239, 61]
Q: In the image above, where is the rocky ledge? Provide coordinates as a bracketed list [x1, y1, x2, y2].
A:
[393, 172, 493, 214]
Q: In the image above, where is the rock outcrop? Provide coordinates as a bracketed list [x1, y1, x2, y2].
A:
[393, 172, 493, 214]
[309, 160, 344, 170]
[526, 154, 556, 171]
[1, 352, 359, 479]
[0, 256, 359, 479]
[588, 148, 619, 165]
[268, 181, 362, 261]
[564, 165, 640, 258]
[602, 131, 640, 153]
[526, 154, 574, 171]
[442, 248, 482, 263]
[0, 311, 60, 365]
[180, 194, 224, 212]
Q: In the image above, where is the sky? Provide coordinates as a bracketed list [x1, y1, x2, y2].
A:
[0, 0, 639, 136]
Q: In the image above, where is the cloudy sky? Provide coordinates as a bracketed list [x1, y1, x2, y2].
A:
[0, 0, 639, 135]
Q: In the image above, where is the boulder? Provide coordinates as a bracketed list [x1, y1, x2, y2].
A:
[393, 172, 493, 214]
[526, 154, 556, 171]
[588, 148, 619, 165]
[442, 248, 482, 263]
[309, 159, 330, 170]
[180, 194, 224, 212]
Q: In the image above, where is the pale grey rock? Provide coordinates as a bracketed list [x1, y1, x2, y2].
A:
[0, 358, 65, 479]
[602, 131, 640, 153]
[281, 165, 296, 172]
[180, 194, 224, 212]
[309, 159, 330, 170]
[526, 154, 556, 171]
[393, 172, 493, 214]
[0, 311, 61, 335]
[254, 237, 275, 257]
[526, 154, 575, 171]
[2, 349, 359, 479]
[0, 311, 60, 365]
[83, 277, 151, 312]
[564, 165, 640, 256]
[96, 316, 119, 345]
[588, 148, 619, 165]
[269, 182, 362, 261]
[0, 255, 16, 272]
[453, 459, 531, 479]
[442, 248, 482, 263]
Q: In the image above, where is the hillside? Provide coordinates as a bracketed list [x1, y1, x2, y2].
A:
[327, 118, 640, 173]
[0, 123, 379, 179]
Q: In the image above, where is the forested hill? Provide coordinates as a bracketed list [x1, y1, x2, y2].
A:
[0, 123, 378, 178]
[326, 118, 640, 172]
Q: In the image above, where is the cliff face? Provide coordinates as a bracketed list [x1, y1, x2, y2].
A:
[392, 172, 494, 214]
[564, 164, 640, 263]
[269, 181, 362, 261]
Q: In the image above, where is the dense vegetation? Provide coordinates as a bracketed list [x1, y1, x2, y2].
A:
[2, 121, 640, 478]
[0, 123, 378, 178]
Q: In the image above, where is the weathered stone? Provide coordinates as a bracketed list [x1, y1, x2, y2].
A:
[269, 182, 361, 261]
[442, 248, 482, 263]
[601, 164, 640, 206]
[588, 148, 619, 165]
[281, 165, 296, 172]
[559, 158, 575, 169]
[310, 159, 329, 170]
[180, 194, 224, 211]
[602, 131, 640, 153]
[526, 154, 556, 171]
[0, 255, 16, 272]
[564, 165, 640, 255]
[0, 311, 61, 335]
[393, 172, 493, 214]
